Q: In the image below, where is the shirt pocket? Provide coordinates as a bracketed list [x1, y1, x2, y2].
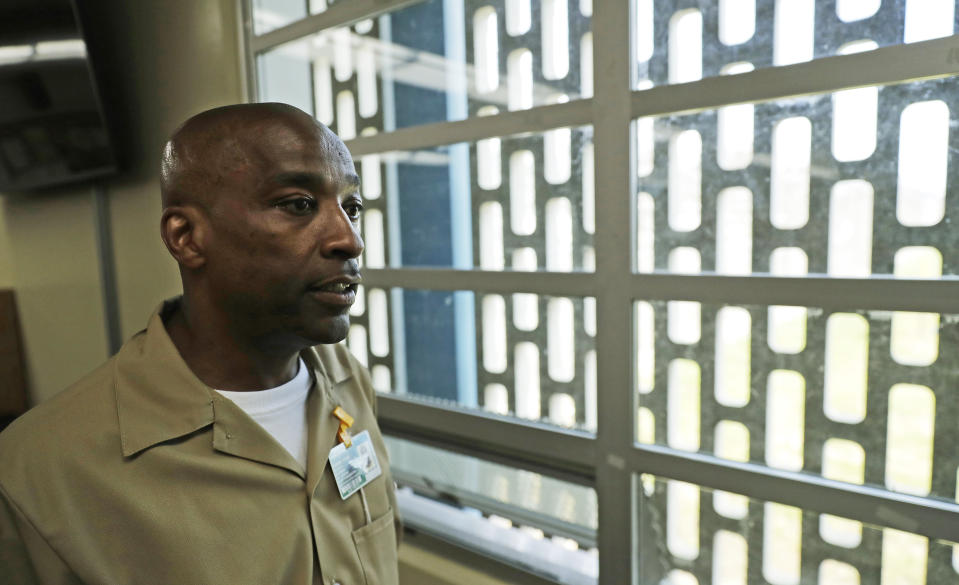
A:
[351, 506, 398, 585]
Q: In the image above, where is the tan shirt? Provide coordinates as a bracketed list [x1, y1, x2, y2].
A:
[0, 302, 399, 585]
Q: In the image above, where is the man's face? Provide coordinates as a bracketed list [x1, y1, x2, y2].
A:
[202, 114, 364, 347]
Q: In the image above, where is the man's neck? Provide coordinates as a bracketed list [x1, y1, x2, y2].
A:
[163, 297, 301, 391]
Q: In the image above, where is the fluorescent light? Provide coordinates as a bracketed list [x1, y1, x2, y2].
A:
[0, 45, 34, 65]
[35, 39, 87, 59]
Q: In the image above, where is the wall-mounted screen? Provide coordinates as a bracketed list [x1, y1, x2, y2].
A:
[0, 0, 118, 192]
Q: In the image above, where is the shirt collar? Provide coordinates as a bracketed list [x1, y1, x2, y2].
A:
[114, 298, 354, 457]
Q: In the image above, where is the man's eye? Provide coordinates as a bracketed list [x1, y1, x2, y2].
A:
[278, 197, 316, 215]
[344, 202, 363, 220]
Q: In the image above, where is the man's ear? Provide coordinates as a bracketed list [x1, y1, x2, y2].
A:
[160, 206, 207, 269]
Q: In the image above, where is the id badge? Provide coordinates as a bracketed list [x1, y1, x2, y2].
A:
[329, 430, 382, 500]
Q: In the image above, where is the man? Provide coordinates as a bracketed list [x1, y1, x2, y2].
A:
[0, 103, 399, 584]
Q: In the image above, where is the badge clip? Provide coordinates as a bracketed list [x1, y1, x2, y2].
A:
[332, 406, 354, 427]
[333, 406, 354, 447]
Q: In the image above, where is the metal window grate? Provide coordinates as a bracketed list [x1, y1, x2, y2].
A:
[245, 0, 959, 583]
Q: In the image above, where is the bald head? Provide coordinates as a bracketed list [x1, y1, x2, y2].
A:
[158, 100, 361, 280]
[158, 102, 366, 378]
[160, 103, 336, 210]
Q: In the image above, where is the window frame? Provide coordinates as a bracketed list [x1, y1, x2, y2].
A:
[242, 1, 959, 582]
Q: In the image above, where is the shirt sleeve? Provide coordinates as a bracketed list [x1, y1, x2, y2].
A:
[0, 485, 82, 585]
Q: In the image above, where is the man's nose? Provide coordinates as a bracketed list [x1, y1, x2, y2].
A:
[320, 206, 364, 260]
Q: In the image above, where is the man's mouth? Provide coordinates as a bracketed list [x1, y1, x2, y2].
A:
[313, 281, 355, 294]
[308, 276, 360, 306]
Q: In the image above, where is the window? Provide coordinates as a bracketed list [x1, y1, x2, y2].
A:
[246, 1, 959, 583]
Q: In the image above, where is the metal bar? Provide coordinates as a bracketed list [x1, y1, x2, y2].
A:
[254, 15, 959, 154]
[383, 391, 959, 545]
[91, 184, 122, 356]
[628, 443, 959, 544]
[362, 267, 596, 296]
[346, 36, 959, 156]
[590, 0, 637, 583]
[239, 0, 256, 102]
[250, 0, 425, 53]
[632, 34, 959, 119]
[398, 491, 594, 585]
[345, 98, 593, 156]
[298, 38, 955, 157]
[376, 394, 596, 486]
[392, 469, 597, 547]
[628, 273, 959, 313]
[363, 269, 959, 313]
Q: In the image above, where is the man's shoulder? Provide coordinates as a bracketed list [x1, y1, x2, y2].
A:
[0, 357, 119, 485]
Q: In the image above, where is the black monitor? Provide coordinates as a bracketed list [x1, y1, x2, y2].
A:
[0, 0, 118, 192]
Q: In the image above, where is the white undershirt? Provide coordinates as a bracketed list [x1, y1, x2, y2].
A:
[215, 359, 311, 469]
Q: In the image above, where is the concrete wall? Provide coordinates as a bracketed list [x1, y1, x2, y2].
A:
[90, 0, 248, 340]
[1, 191, 109, 399]
[0, 0, 245, 403]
